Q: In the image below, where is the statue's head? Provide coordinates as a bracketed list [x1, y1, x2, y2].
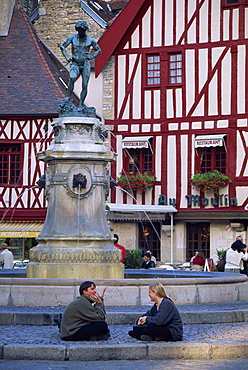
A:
[75, 21, 89, 32]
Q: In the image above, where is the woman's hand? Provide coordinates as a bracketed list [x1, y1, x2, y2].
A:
[138, 316, 147, 325]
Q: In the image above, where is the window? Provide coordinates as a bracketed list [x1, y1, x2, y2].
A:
[169, 53, 182, 84]
[198, 146, 226, 173]
[0, 144, 22, 185]
[126, 147, 153, 174]
[147, 55, 160, 85]
[222, 0, 241, 6]
[139, 222, 161, 260]
[187, 223, 210, 261]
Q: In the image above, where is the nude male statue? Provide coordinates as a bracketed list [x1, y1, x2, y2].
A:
[60, 21, 101, 106]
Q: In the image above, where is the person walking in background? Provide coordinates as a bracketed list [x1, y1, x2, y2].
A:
[113, 234, 126, 263]
[60, 281, 110, 341]
[128, 282, 183, 341]
[140, 252, 155, 269]
[0, 243, 13, 268]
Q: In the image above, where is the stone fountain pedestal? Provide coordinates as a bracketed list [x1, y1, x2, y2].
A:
[27, 114, 124, 279]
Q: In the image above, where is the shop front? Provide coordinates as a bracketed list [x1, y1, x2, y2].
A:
[106, 203, 177, 263]
[0, 221, 43, 260]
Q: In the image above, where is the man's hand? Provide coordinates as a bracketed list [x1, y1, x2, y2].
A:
[88, 293, 102, 303]
[89, 287, 106, 303]
[137, 316, 147, 325]
[99, 287, 107, 299]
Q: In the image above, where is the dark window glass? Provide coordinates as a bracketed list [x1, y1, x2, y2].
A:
[0, 144, 22, 185]
[127, 147, 153, 174]
[199, 146, 226, 173]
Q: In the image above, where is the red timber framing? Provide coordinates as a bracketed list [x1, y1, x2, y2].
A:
[96, 0, 248, 213]
[0, 117, 54, 221]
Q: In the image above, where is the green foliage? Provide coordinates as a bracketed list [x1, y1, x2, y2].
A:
[117, 173, 156, 193]
[124, 249, 143, 269]
[215, 248, 227, 261]
[191, 170, 232, 195]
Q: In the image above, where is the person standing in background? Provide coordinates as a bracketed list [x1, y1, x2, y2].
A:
[113, 234, 126, 263]
[0, 243, 14, 268]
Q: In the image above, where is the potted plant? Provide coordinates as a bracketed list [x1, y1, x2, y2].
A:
[191, 170, 232, 196]
[117, 172, 156, 194]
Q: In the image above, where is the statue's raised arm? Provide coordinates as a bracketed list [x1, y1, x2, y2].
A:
[60, 21, 101, 107]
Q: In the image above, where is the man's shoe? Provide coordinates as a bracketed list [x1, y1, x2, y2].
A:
[128, 330, 141, 340]
[140, 335, 160, 341]
[89, 332, 110, 341]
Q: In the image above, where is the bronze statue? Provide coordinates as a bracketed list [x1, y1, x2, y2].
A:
[60, 21, 101, 106]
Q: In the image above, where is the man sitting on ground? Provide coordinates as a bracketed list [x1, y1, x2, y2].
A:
[141, 252, 156, 269]
[60, 281, 110, 341]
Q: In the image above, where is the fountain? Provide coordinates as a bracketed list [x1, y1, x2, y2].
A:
[27, 22, 123, 279]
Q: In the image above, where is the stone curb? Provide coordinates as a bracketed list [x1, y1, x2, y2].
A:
[1, 342, 248, 361]
[0, 310, 248, 326]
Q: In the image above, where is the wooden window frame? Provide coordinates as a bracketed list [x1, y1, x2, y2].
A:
[0, 143, 23, 186]
[168, 52, 183, 86]
[196, 145, 227, 174]
[123, 144, 154, 176]
[145, 54, 161, 88]
[222, 0, 248, 8]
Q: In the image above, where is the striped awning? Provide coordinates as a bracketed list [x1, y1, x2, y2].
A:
[0, 221, 44, 238]
[195, 134, 226, 148]
[122, 136, 153, 149]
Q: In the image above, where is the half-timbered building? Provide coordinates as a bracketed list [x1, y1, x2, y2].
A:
[95, 0, 248, 263]
[0, 2, 77, 259]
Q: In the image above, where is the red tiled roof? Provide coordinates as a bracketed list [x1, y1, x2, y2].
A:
[0, 6, 75, 116]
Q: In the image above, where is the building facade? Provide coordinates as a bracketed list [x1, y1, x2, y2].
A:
[95, 0, 248, 263]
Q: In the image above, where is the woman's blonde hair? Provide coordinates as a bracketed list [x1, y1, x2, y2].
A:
[149, 282, 175, 304]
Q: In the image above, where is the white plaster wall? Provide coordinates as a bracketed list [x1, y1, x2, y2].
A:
[110, 222, 137, 250]
[210, 222, 246, 263]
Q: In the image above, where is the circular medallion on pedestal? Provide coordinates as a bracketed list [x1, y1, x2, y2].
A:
[66, 165, 93, 198]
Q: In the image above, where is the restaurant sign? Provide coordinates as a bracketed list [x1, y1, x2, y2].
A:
[158, 194, 238, 207]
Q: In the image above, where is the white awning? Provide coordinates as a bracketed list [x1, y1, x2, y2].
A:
[106, 203, 177, 221]
[122, 136, 153, 149]
[195, 134, 226, 148]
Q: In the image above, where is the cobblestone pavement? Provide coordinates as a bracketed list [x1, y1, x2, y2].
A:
[0, 299, 247, 313]
[0, 322, 247, 345]
[1, 359, 248, 370]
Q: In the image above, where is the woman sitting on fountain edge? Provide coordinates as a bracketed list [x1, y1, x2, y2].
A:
[128, 282, 183, 341]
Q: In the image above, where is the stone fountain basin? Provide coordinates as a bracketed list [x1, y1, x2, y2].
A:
[0, 272, 247, 306]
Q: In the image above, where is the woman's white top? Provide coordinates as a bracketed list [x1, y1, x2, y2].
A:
[225, 248, 248, 270]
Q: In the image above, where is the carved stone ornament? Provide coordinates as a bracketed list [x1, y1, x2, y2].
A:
[66, 165, 93, 199]
[30, 248, 121, 263]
